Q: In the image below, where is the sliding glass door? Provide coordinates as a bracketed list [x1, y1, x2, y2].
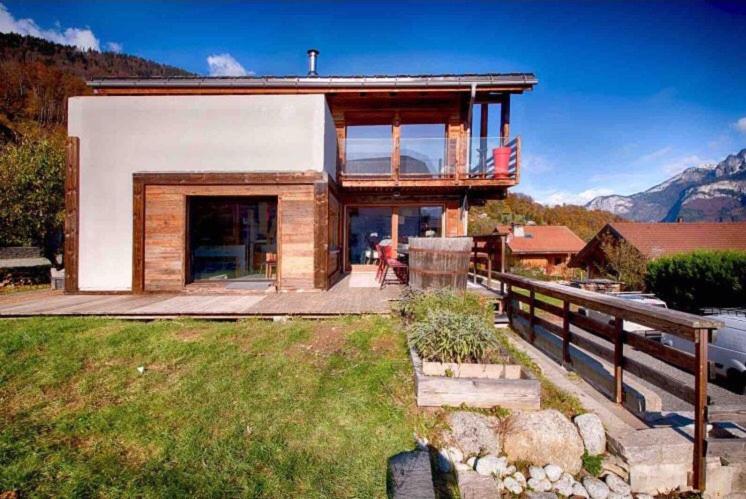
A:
[187, 196, 277, 282]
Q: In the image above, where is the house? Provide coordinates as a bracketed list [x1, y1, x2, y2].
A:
[570, 221, 746, 277]
[502, 224, 585, 276]
[64, 50, 537, 293]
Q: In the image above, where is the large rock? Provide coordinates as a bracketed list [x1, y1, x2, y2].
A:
[444, 411, 501, 457]
[387, 450, 435, 499]
[457, 469, 500, 499]
[583, 476, 610, 499]
[503, 410, 585, 474]
[574, 413, 607, 456]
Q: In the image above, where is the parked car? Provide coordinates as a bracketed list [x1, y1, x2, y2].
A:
[578, 292, 668, 339]
[661, 314, 746, 394]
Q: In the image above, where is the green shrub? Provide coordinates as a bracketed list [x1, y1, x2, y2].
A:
[409, 309, 498, 363]
[398, 288, 493, 323]
[645, 250, 746, 312]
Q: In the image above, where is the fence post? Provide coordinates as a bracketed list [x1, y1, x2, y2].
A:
[505, 283, 513, 327]
[613, 317, 624, 404]
[562, 300, 571, 364]
[693, 328, 709, 491]
[529, 288, 536, 343]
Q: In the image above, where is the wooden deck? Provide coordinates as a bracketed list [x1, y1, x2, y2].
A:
[0, 275, 402, 319]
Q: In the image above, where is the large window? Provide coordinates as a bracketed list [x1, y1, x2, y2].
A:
[345, 125, 392, 175]
[399, 124, 447, 176]
[188, 197, 277, 282]
[398, 206, 444, 246]
[347, 207, 393, 265]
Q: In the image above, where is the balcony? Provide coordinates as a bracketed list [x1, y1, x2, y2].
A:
[339, 135, 521, 189]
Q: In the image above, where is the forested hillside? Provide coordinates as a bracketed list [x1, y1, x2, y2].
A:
[469, 193, 625, 241]
[0, 33, 193, 264]
[0, 32, 193, 140]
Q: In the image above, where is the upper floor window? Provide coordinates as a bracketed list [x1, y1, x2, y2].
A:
[345, 124, 392, 175]
[399, 123, 447, 176]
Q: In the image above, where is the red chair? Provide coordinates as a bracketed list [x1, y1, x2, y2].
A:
[379, 244, 408, 288]
[375, 244, 386, 282]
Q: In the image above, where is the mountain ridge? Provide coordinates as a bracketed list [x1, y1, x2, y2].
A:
[586, 148, 746, 222]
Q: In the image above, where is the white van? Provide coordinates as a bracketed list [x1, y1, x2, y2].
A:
[661, 314, 746, 394]
[579, 292, 668, 339]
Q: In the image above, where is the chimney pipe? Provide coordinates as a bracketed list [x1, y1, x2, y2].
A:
[307, 49, 319, 76]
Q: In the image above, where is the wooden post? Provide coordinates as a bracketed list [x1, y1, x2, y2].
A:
[64, 137, 80, 294]
[693, 328, 709, 491]
[505, 283, 513, 327]
[487, 254, 492, 288]
[529, 288, 536, 343]
[613, 317, 624, 404]
[562, 300, 571, 364]
[392, 115, 400, 181]
[479, 103, 489, 175]
[500, 235, 506, 295]
[500, 94, 511, 145]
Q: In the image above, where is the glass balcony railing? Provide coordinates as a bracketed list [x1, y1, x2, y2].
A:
[344, 138, 393, 175]
[467, 137, 519, 178]
[341, 136, 519, 180]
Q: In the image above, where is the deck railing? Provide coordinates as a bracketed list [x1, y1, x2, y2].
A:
[340, 136, 520, 181]
[473, 270, 723, 491]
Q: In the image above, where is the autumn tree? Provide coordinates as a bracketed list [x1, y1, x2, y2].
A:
[598, 234, 647, 290]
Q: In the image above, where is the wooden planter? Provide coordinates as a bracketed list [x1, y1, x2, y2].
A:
[410, 347, 541, 409]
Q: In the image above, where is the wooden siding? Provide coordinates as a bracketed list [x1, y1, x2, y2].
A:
[64, 137, 80, 293]
[141, 183, 318, 292]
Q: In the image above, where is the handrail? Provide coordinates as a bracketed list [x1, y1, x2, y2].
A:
[481, 270, 722, 492]
[496, 272, 723, 339]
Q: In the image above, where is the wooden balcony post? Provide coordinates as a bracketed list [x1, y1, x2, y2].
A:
[562, 300, 571, 364]
[613, 316, 624, 404]
[505, 283, 513, 327]
[693, 328, 709, 491]
[479, 103, 488, 175]
[529, 288, 536, 343]
[500, 94, 511, 146]
[392, 115, 400, 181]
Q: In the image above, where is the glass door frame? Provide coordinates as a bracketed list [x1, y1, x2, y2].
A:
[343, 202, 447, 272]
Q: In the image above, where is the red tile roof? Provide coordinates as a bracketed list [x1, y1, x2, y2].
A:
[507, 225, 586, 254]
[609, 222, 746, 258]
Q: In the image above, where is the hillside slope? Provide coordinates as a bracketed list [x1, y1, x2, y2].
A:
[470, 193, 625, 241]
[587, 149, 746, 222]
[0, 32, 193, 139]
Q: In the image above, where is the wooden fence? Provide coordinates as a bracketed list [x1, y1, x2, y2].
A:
[488, 272, 723, 491]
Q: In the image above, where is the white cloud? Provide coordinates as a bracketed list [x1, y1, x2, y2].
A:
[735, 117, 746, 134]
[538, 187, 615, 206]
[106, 41, 122, 53]
[207, 53, 252, 76]
[0, 2, 100, 51]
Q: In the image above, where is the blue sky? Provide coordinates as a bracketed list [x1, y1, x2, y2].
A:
[2, 0, 745, 205]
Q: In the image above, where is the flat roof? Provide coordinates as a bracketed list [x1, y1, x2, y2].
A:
[87, 73, 538, 92]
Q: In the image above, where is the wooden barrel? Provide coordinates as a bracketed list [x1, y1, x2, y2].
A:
[408, 237, 473, 290]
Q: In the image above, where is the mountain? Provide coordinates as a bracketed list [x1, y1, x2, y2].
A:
[587, 149, 746, 222]
[0, 32, 194, 140]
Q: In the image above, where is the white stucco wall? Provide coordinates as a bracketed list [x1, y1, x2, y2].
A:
[68, 94, 336, 291]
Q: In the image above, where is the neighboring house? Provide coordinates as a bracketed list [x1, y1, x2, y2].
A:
[570, 222, 746, 277]
[503, 224, 585, 276]
[64, 51, 537, 293]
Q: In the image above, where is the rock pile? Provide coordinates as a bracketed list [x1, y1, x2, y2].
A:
[441, 410, 636, 499]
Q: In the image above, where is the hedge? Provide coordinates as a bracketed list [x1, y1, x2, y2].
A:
[645, 250, 746, 313]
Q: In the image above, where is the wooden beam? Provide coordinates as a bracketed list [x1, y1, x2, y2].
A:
[132, 171, 324, 186]
[693, 328, 709, 491]
[614, 317, 624, 404]
[131, 177, 145, 293]
[313, 181, 330, 290]
[64, 137, 80, 293]
[392, 115, 400, 180]
[500, 94, 511, 143]
[562, 300, 571, 364]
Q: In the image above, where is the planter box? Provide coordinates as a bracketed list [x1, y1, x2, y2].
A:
[410, 347, 540, 409]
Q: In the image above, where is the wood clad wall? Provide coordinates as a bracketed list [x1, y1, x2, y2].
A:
[142, 184, 317, 292]
[64, 137, 80, 293]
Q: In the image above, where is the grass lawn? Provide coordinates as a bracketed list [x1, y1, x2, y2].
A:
[0, 316, 441, 498]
